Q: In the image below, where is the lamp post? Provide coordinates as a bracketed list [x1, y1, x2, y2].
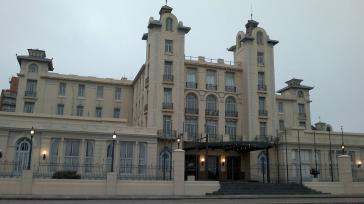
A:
[327, 126, 333, 182]
[341, 126, 345, 155]
[177, 135, 181, 149]
[284, 128, 289, 183]
[297, 129, 302, 184]
[27, 126, 35, 170]
[111, 131, 117, 172]
[312, 130, 319, 178]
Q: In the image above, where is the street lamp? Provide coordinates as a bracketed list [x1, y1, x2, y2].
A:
[341, 126, 345, 155]
[27, 126, 35, 170]
[327, 126, 333, 182]
[111, 131, 117, 172]
[177, 136, 181, 149]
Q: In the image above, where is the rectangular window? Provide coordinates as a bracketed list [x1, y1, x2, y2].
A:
[138, 142, 147, 174]
[185, 118, 198, 140]
[115, 87, 122, 100]
[96, 107, 102, 118]
[163, 115, 173, 137]
[78, 84, 85, 97]
[64, 139, 80, 171]
[164, 88, 172, 103]
[278, 102, 284, 113]
[206, 70, 217, 90]
[299, 121, 306, 128]
[165, 40, 173, 53]
[25, 79, 37, 97]
[57, 104, 64, 115]
[84, 140, 94, 173]
[206, 120, 218, 141]
[279, 120, 285, 131]
[119, 142, 134, 175]
[58, 82, 66, 96]
[225, 72, 235, 92]
[298, 103, 305, 114]
[113, 108, 120, 118]
[259, 122, 267, 136]
[49, 138, 60, 172]
[96, 86, 104, 99]
[163, 61, 173, 81]
[186, 68, 197, 88]
[24, 102, 35, 113]
[259, 97, 265, 111]
[258, 72, 265, 86]
[225, 121, 237, 141]
[257, 52, 264, 66]
[76, 105, 84, 116]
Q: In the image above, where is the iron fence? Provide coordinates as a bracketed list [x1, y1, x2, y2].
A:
[353, 168, 364, 182]
[117, 165, 173, 180]
[0, 161, 22, 177]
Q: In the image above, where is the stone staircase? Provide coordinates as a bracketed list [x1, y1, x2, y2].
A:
[209, 181, 324, 195]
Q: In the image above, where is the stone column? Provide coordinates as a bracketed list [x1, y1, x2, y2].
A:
[173, 149, 185, 195]
[20, 170, 33, 195]
[106, 172, 117, 195]
[338, 155, 353, 194]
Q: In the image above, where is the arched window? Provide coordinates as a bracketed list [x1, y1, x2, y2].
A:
[159, 149, 171, 179]
[257, 31, 263, 45]
[298, 90, 304, 98]
[15, 138, 31, 174]
[225, 96, 237, 117]
[28, 63, 38, 73]
[258, 152, 267, 183]
[237, 35, 242, 48]
[206, 95, 217, 113]
[166, 17, 173, 32]
[185, 93, 198, 114]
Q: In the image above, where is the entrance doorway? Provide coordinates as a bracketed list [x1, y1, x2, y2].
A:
[207, 156, 219, 180]
[227, 156, 241, 180]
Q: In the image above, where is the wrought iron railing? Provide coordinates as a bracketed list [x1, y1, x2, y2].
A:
[258, 84, 267, 92]
[163, 74, 174, 82]
[24, 91, 37, 97]
[205, 109, 219, 116]
[0, 162, 22, 177]
[186, 82, 197, 89]
[185, 107, 198, 114]
[225, 111, 238, 117]
[225, 86, 236, 92]
[157, 130, 177, 139]
[258, 110, 268, 116]
[117, 165, 173, 180]
[162, 102, 173, 110]
[206, 84, 217, 91]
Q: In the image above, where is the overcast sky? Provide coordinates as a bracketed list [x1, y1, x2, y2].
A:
[0, 0, 363, 133]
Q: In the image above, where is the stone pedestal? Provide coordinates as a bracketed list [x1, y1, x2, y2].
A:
[106, 172, 117, 195]
[338, 155, 353, 194]
[20, 170, 33, 195]
[173, 149, 185, 195]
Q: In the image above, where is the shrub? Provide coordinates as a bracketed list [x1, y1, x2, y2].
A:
[52, 170, 81, 179]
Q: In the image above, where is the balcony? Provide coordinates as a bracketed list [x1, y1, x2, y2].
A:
[185, 107, 199, 115]
[162, 102, 173, 110]
[298, 112, 306, 119]
[225, 111, 238, 117]
[225, 86, 236, 92]
[163, 74, 174, 82]
[24, 91, 37, 97]
[186, 82, 197, 89]
[206, 84, 217, 91]
[255, 135, 272, 143]
[258, 110, 268, 117]
[157, 130, 177, 140]
[3, 91, 17, 98]
[258, 84, 267, 92]
[205, 109, 219, 116]
[206, 134, 220, 142]
[2, 98, 16, 105]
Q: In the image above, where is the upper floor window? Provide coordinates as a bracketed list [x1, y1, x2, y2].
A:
[278, 102, 284, 113]
[115, 87, 122, 100]
[166, 17, 173, 31]
[164, 88, 172, 103]
[206, 70, 217, 90]
[259, 122, 267, 136]
[78, 84, 85, 97]
[113, 108, 120, 118]
[57, 104, 64, 115]
[298, 103, 305, 114]
[163, 61, 173, 81]
[257, 31, 264, 45]
[165, 40, 173, 53]
[279, 120, 285, 131]
[185, 93, 198, 113]
[96, 86, 104, 99]
[185, 118, 198, 140]
[298, 90, 304, 98]
[206, 94, 217, 112]
[76, 105, 84, 116]
[225, 72, 235, 92]
[96, 107, 102, 118]
[186, 68, 197, 88]
[28, 64, 38, 73]
[259, 96, 265, 111]
[24, 102, 35, 113]
[225, 96, 237, 116]
[225, 120, 237, 141]
[25, 79, 37, 97]
[257, 52, 264, 66]
[59, 82, 66, 96]
[163, 115, 173, 136]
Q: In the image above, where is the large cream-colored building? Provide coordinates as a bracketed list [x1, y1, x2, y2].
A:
[0, 5, 363, 183]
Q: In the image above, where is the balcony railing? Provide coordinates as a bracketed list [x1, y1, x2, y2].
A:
[186, 82, 197, 89]
[206, 84, 217, 91]
[157, 130, 177, 139]
[258, 110, 268, 117]
[162, 102, 173, 110]
[24, 91, 37, 97]
[185, 107, 199, 114]
[299, 113, 306, 119]
[3, 91, 17, 98]
[225, 111, 238, 117]
[255, 135, 272, 143]
[258, 84, 267, 92]
[205, 109, 219, 116]
[207, 134, 220, 142]
[2, 98, 16, 105]
[163, 74, 174, 82]
[225, 86, 236, 92]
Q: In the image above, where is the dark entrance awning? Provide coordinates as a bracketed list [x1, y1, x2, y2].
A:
[183, 140, 274, 153]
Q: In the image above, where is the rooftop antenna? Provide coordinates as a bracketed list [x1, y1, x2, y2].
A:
[250, 2, 253, 20]
[165, 0, 168, 5]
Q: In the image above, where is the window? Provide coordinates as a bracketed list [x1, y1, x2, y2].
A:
[49, 138, 60, 172]
[259, 97, 265, 111]
[279, 120, 285, 131]
[24, 102, 34, 113]
[76, 105, 83, 116]
[298, 104, 305, 114]
[225, 121, 237, 141]
[298, 90, 304, 98]
[257, 31, 263, 45]
[278, 102, 284, 113]
[259, 122, 267, 136]
[258, 72, 265, 91]
[225, 72, 235, 92]
[185, 118, 198, 140]
[206, 94, 217, 113]
[25, 79, 37, 97]
[257, 52, 264, 66]
[57, 104, 64, 115]
[166, 17, 173, 31]
[138, 142, 147, 174]
[58, 83, 66, 96]
[164, 88, 172, 103]
[120, 142, 134, 175]
[163, 115, 172, 137]
[64, 139, 80, 171]
[186, 68, 197, 88]
[185, 93, 198, 114]
[163, 61, 173, 81]
[299, 121, 306, 128]
[206, 70, 217, 90]
[206, 120, 218, 141]
[28, 64, 38, 73]
[96, 107, 102, 118]
[96, 86, 103, 99]
[225, 96, 237, 117]
[159, 150, 171, 179]
[78, 84, 85, 97]
[113, 108, 120, 118]
[237, 35, 242, 48]
[165, 40, 173, 53]
[115, 87, 122, 100]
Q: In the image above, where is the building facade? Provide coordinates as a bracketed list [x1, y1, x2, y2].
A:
[0, 5, 363, 183]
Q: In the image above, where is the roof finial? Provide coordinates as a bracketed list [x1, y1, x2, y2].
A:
[165, 0, 168, 5]
[318, 116, 321, 122]
[250, 3, 253, 20]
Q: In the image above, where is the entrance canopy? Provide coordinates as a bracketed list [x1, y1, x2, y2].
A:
[183, 140, 274, 153]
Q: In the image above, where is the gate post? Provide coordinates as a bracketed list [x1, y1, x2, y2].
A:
[173, 149, 185, 195]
